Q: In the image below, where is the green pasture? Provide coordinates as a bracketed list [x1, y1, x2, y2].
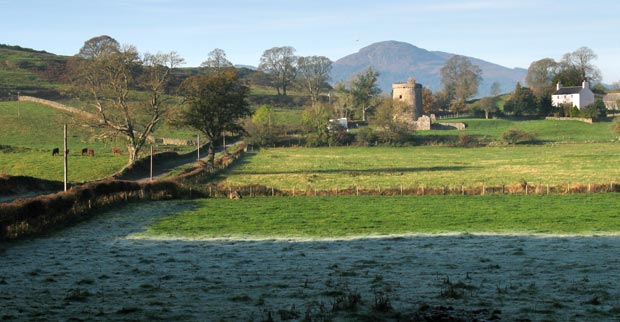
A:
[135, 194, 620, 239]
[0, 149, 126, 182]
[421, 118, 614, 142]
[220, 143, 620, 188]
[0, 102, 127, 181]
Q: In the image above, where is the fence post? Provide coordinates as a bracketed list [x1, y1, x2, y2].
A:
[400, 184, 403, 195]
[482, 183, 485, 196]
[525, 184, 528, 195]
[271, 187, 274, 196]
[356, 186, 359, 196]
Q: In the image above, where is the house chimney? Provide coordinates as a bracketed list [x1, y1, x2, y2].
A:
[582, 80, 588, 89]
[556, 82, 562, 91]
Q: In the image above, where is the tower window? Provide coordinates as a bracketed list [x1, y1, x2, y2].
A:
[399, 95, 403, 100]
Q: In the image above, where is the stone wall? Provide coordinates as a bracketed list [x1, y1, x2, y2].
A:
[18, 95, 195, 145]
[434, 122, 466, 130]
[18, 96, 96, 119]
[545, 116, 593, 124]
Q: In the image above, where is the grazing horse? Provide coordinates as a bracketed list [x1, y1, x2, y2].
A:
[228, 191, 242, 199]
[52, 148, 60, 156]
[88, 149, 95, 157]
[81, 148, 88, 156]
[111, 147, 121, 155]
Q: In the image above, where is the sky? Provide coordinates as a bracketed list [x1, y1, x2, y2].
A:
[1, 0, 619, 83]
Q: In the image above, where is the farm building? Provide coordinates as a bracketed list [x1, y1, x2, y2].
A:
[603, 93, 620, 110]
[551, 81, 595, 109]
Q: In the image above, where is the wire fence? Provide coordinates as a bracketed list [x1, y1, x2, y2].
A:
[206, 182, 620, 198]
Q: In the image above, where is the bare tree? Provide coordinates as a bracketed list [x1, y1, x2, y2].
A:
[296, 55, 332, 105]
[200, 48, 233, 74]
[490, 81, 502, 97]
[74, 37, 184, 163]
[440, 55, 482, 103]
[563, 47, 602, 84]
[258, 46, 297, 95]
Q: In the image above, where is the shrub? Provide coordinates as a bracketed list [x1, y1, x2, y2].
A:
[581, 99, 607, 119]
[501, 127, 536, 145]
[456, 133, 477, 147]
[354, 127, 376, 146]
[305, 133, 326, 147]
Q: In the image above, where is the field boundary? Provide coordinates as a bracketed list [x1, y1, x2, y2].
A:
[0, 179, 207, 241]
[207, 182, 620, 198]
[545, 116, 593, 123]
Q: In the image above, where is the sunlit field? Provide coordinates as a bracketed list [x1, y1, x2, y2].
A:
[220, 143, 620, 189]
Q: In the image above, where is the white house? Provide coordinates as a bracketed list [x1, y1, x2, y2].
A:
[551, 81, 595, 109]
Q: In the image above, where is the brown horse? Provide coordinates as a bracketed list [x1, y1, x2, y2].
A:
[111, 147, 122, 155]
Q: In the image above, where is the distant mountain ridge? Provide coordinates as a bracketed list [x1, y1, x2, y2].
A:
[331, 40, 527, 97]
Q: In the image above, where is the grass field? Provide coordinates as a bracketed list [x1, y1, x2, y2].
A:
[135, 194, 620, 239]
[421, 117, 614, 142]
[219, 143, 620, 189]
[0, 101, 201, 181]
[0, 101, 129, 181]
[4, 199, 619, 321]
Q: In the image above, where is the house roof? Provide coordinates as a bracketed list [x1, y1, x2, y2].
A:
[553, 86, 583, 95]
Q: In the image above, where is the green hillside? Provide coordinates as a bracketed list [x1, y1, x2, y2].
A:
[0, 101, 198, 181]
[0, 44, 67, 96]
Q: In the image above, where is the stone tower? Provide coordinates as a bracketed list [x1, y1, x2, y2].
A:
[392, 77, 423, 120]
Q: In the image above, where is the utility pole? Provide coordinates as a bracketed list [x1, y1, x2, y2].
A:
[150, 145, 153, 181]
[63, 124, 68, 192]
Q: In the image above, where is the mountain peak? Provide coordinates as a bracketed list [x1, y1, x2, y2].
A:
[331, 41, 526, 96]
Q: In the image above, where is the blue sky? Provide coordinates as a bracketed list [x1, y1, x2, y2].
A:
[2, 0, 618, 83]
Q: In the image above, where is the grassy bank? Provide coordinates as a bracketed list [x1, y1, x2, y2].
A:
[135, 194, 620, 239]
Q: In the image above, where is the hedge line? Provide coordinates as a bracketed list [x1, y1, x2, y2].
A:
[0, 179, 207, 241]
